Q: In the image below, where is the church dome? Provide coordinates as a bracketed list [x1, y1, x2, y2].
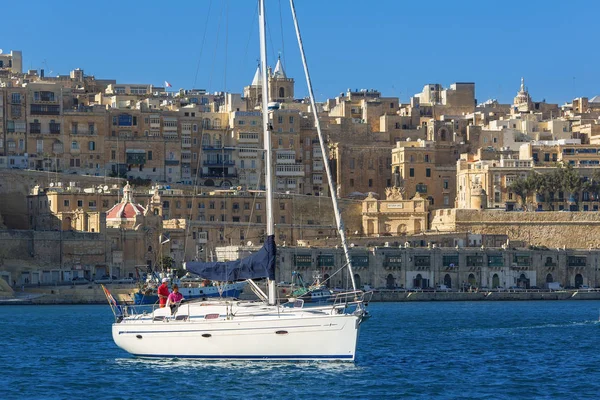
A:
[106, 182, 146, 221]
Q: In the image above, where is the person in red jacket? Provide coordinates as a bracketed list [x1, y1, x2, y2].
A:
[157, 278, 170, 308]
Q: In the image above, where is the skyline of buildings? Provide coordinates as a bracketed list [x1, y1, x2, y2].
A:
[3, 44, 600, 291]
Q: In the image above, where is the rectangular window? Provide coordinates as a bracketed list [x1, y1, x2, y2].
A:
[414, 255, 430, 267]
[64, 200, 70, 207]
[442, 255, 459, 267]
[148, 151, 153, 160]
[409, 168, 414, 177]
[426, 168, 431, 178]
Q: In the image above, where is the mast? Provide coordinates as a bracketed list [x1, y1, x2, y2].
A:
[258, 0, 277, 305]
[289, 0, 358, 292]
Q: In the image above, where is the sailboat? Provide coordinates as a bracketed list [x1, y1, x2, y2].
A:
[109, 0, 367, 361]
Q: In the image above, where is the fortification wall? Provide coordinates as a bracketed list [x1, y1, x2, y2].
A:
[445, 209, 600, 248]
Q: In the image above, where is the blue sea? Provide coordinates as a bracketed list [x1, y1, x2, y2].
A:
[2, 301, 600, 400]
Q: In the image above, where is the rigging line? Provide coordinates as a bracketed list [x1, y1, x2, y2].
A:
[242, 2, 259, 66]
[208, 1, 225, 93]
[266, 7, 277, 66]
[278, 0, 286, 70]
[192, 0, 213, 89]
[245, 169, 264, 242]
[290, 0, 358, 292]
[223, 0, 229, 92]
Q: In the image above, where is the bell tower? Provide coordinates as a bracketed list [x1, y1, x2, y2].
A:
[268, 55, 294, 103]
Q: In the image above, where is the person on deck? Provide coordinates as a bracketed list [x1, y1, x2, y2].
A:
[157, 278, 170, 308]
[166, 284, 184, 313]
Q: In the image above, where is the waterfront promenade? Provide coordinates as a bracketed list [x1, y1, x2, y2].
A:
[2, 284, 600, 304]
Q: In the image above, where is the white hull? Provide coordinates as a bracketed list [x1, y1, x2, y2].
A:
[112, 301, 362, 361]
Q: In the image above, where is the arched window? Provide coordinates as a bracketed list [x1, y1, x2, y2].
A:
[386, 274, 395, 289]
[468, 273, 476, 286]
[213, 119, 221, 129]
[492, 274, 500, 288]
[279, 87, 285, 98]
[440, 128, 447, 141]
[444, 274, 452, 288]
[202, 118, 211, 129]
[213, 134, 222, 147]
[202, 133, 210, 146]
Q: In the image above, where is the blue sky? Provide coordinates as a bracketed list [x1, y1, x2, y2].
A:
[4, 0, 599, 104]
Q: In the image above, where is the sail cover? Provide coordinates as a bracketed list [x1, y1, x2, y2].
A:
[183, 235, 276, 281]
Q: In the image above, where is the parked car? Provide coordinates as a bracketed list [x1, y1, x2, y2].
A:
[72, 277, 90, 284]
[114, 277, 135, 284]
[94, 275, 113, 284]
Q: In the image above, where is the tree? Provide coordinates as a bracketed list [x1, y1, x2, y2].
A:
[158, 255, 175, 271]
[561, 164, 583, 203]
[508, 173, 537, 210]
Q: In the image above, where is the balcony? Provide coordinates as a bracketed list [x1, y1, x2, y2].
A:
[238, 148, 259, 158]
[238, 133, 260, 143]
[30, 104, 60, 116]
[204, 160, 235, 166]
[203, 146, 234, 152]
[200, 171, 238, 178]
[275, 164, 304, 177]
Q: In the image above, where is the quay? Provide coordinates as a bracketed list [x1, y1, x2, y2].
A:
[2, 284, 600, 305]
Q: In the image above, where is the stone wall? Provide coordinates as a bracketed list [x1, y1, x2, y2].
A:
[431, 209, 600, 248]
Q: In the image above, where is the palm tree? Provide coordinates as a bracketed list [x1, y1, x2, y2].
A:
[532, 172, 547, 208]
[561, 164, 583, 204]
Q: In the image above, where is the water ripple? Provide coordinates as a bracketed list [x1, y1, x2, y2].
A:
[2, 302, 600, 399]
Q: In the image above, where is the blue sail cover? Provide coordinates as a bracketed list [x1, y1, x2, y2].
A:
[183, 235, 276, 281]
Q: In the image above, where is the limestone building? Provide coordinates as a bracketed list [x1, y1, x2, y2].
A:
[390, 140, 458, 210]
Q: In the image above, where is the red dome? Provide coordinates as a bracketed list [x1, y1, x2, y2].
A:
[106, 182, 146, 220]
